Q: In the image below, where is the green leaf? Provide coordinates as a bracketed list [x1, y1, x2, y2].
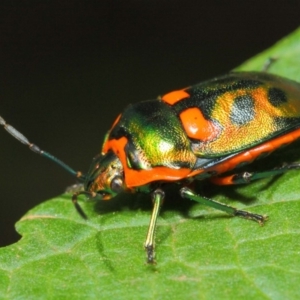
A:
[1, 27, 300, 300]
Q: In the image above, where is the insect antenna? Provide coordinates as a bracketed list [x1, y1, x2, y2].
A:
[0, 115, 86, 181]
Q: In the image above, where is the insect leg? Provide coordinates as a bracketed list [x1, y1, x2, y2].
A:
[211, 162, 300, 185]
[180, 187, 267, 224]
[262, 57, 278, 72]
[144, 188, 164, 264]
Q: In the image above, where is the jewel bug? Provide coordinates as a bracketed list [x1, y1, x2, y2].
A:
[2, 71, 300, 264]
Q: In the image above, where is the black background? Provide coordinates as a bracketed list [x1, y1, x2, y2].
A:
[0, 1, 299, 246]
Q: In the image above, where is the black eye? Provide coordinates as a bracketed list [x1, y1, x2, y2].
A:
[110, 176, 124, 193]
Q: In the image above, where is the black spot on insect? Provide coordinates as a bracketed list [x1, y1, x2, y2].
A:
[202, 73, 263, 90]
[174, 88, 221, 119]
[230, 95, 255, 126]
[230, 79, 262, 90]
[268, 87, 287, 107]
[273, 116, 300, 129]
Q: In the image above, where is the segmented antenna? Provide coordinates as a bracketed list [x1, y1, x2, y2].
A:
[0, 115, 85, 181]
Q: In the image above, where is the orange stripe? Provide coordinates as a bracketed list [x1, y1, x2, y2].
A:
[161, 89, 190, 105]
[111, 114, 121, 130]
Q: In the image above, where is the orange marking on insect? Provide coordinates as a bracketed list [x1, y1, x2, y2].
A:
[161, 89, 190, 105]
[179, 107, 221, 142]
[111, 114, 121, 130]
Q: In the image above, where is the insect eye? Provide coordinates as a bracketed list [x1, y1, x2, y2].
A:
[110, 176, 124, 193]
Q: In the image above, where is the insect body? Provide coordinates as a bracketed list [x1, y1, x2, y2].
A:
[2, 71, 300, 263]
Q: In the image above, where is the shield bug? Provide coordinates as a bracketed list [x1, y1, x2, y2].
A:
[2, 71, 300, 263]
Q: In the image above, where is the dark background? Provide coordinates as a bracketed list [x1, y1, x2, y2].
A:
[0, 1, 299, 246]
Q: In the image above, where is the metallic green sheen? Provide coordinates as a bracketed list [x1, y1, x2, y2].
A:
[109, 100, 196, 170]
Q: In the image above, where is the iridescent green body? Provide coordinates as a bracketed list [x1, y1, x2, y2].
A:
[109, 100, 196, 170]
